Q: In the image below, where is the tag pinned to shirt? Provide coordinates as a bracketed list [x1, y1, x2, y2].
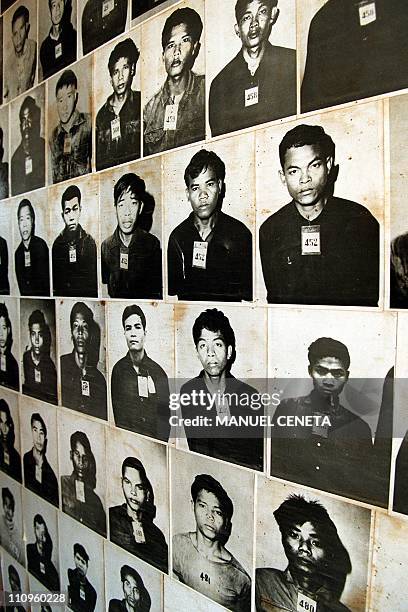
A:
[34, 368, 41, 384]
[192, 241, 208, 269]
[25, 156, 33, 175]
[138, 375, 149, 398]
[312, 412, 330, 439]
[55, 43, 62, 59]
[111, 117, 121, 141]
[75, 479, 85, 503]
[147, 375, 156, 394]
[64, 134, 72, 155]
[102, 0, 115, 17]
[81, 379, 90, 397]
[69, 245, 77, 263]
[301, 225, 321, 255]
[25, 251, 31, 267]
[297, 592, 317, 612]
[120, 252, 128, 270]
[40, 561, 45, 574]
[164, 104, 178, 130]
[35, 464, 42, 483]
[245, 86, 259, 107]
[132, 521, 146, 543]
[358, 0, 376, 26]
[80, 587, 86, 600]
[0, 355, 6, 372]
[3, 450, 9, 465]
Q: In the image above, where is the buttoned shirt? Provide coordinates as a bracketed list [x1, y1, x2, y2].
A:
[52, 224, 97, 297]
[82, 0, 128, 56]
[4, 39, 36, 102]
[15, 236, 50, 297]
[60, 351, 107, 420]
[50, 110, 92, 184]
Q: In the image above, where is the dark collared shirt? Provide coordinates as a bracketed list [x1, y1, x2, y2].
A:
[0, 236, 10, 295]
[0, 351, 19, 393]
[82, 0, 128, 56]
[22, 350, 58, 405]
[11, 139, 46, 196]
[23, 449, 59, 507]
[61, 472, 106, 537]
[60, 351, 107, 420]
[15, 236, 50, 297]
[52, 224, 97, 297]
[50, 111, 92, 184]
[40, 22, 77, 80]
[67, 568, 97, 612]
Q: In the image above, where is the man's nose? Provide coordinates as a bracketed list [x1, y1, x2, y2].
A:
[298, 539, 311, 554]
[300, 169, 311, 183]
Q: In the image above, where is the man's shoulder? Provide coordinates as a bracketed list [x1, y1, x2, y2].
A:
[256, 566, 282, 582]
[173, 531, 192, 551]
[144, 353, 167, 378]
[218, 211, 251, 237]
[101, 231, 116, 252]
[260, 202, 295, 235]
[227, 551, 251, 584]
[180, 376, 204, 394]
[109, 503, 126, 519]
[134, 228, 160, 250]
[60, 352, 73, 366]
[329, 197, 377, 222]
[32, 235, 48, 250]
[169, 216, 193, 240]
[211, 51, 243, 88]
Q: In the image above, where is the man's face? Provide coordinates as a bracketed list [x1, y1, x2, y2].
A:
[31, 419, 45, 453]
[0, 317, 9, 351]
[123, 574, 140, 610]
[3, 496, 14, 523]
[8, 570, 21, 593]
[12, 15, 29, 54]
[56, 84, 77, 125]
[163, 23, 196, 78]
[186, 167, 222, 222]
[124, 314, 146, 353]
[34, 522, 46, 555]
[196, 328, 232, 377]
[0, 411, 9, 440]
[50, 0, 65, 26]
[30, 323, 44, 357]
[309, 356, 349, 399]
[235, 1, 274, 50]
[283, 521, 326, 576]
[194, 489, 226, 541]
[72, 313, 89, 356]
[280, 145, 332, 207]
[111, 57, 134, 97]
[122, 466, 146, 513]
[74, 552, 88, 578]
[71, 441, 89, 480]
[18, 205, 33, 242]
[20, 106, 35, 142]
[62, 197, 81, 232]
[116, 189, 141, 235]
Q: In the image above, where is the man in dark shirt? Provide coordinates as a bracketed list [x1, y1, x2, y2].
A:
[259, 124, 379, 306]
[81, 0, 128, 56]
[0, 305, 19, 393]
[26, 514, 60, 592]
[111, 304, 170, 440]
[22, 310, 58, 405]
[209, 0, 296, 137]
[109, 456, 168, 573]
[0, 127, 9, 200]
[0, 235, 10, 295]
[60, 302, 107, 420]
[40, 0, 77, 80]
[15, 199, 50, 297]
[101, 173, 162, 299]
[168, 149, 253, 302]
[67, 543, 97, 612]
[7, 564, 26, 612]
[96, 38, 141, 171]
[11, 96, 45, 196]
[23, 412, 59, 507]
[61, 430, 106, 537]
[0, 400, 21, 482]
[108, 565, 151, 612]
[52, 184, 97, 297]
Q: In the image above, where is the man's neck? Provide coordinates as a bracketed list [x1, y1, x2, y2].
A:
[119, 229, 134, 248]
[291, 567, 321, 595]
[51, 23, 62, 40]
[30, 349, 40, 366]
[61, 111, 77, 134]
[194, 530, 224, 559]
[194, 210, 218, 240]
[243, 42, 266, 63]
[167, 71, 190, 97]
[23, 237, 31, 249]
[75, 351, 87, 371]
[112, 89, 130, 114]
[22, 138, 31, 156]
[203, 369, 227, 393]
[295, 197, 327, 221]
[15, 41, 27, 59]
[129, 348, 145, 367]
[126, 503, 142, 522]
[32, 447, 44, 467]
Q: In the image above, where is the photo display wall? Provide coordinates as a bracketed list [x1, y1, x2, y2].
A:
[0, 0, 407, 610]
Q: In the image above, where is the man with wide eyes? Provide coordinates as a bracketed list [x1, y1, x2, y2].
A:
[23, 412, 59, 507]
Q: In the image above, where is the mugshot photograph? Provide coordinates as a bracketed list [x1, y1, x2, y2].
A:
[142, 1, 205, 156]
[13, 193, 50, 297]
[79, 0, 128, 57]
[100, 165, 163, 300]
[50, 177, 98, 298]
[257, 104, 382, 306]
[21, 403, 59, 508]
[109, 302, 173, 441]
[3, 0, 37, 104]
[269, 308, 396, 506]
[0, 205, 12, 296]
[2, 550, 29, 611]
[208, 0, 296, 139]
[59, 414, 107, 537]
[0, 394, 21, 483]
[175, 304, 266, 471]
[39, 0, 77, 81]
[48, 59, 93, 185]
[300, 0, 408, 114]
[95, 31, 141, 172]
[0, 476, 24, 566]
[255, 477, 371, 612]
[10, 86, 46, 197]
[172, 451, 254, 611]
[0, 300, 20, 393]
[20, 300, 57, 406]
[0, 106, 10, 201]
[107, 431, 169, 574]
[132, 0, 169, 21]
[165, 138, 254, 302]
[105, 541, 163, 612]
[59, 300, 107, 421]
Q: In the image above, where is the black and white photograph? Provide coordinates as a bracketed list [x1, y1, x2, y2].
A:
[38, 0, 77, 82]
[142, 0, 205, 156]
[3, 0, 37, 103]
[268, 308, 396, 507]
[10, 85, 46, 196]
[256, 102, 383, 306]
[79, 0, 129, 57]
[20, 398, 59, 508]
[20, 299, 57, 405]
[12, 190, 50, 297]
[0, 390, 21, 482]
[0, 202, 13, 296]
[164, 576, 227, 611]
[59, 512, 105, 611]
[171, 448, 254, 611]
[0, 298, 20, 393]
[107, 428, 169, 574]
[50, 176, 99, 298]
[59, 299, 107, 420]
[108, 301, 173, 441]
[48, 57, 93, 185]
[132, 0, 170, 22]
[99, 161, 163, 300]
[0, 473, 24, 566]
[94, 30, 141, 172]
[58, 410, 107, 537]
[1, 548, 29, 609]
[207, 0, 296, 138]
[23, 488, 60, 592]
[105, 541, 163, 612]
[255, 477, 372, 612]
[0, 105, 10, 200]
[164, 135, 255, 302]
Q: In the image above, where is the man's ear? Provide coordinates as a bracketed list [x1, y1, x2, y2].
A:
[279, 169, 286, 186]
[308, 364, 313, 377]
[326, 156, 334, 173]
[234, 23, 241, 39]
[138, 202, 144, 215]
[227, 346, 233, 361]
[185, 187, 190, 202]
[61, 211, 65, 222]
[26, 23, 30, 38]
[271, 7, 280, 26]
[192, 40, 201, 60]
[345, 370, 350, 382]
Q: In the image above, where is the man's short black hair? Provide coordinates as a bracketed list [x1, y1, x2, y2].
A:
[33, 513, 46, 529]
[192, 309, 236, 368]
[279, 124, 335, 169]
[120, 564, 151, 611]
[2, 487, 14, 510]
[114, 173, 146, 207]
[122, 305, 146, 330]
[184, 149, 225, 188]
[61, 185, 81, 211]
[161, 7, 203, 50]
[0, 398, 15, 445]
[70, 430, 97, 489]
[12, 5, 29, 28]
[308, 337, 350, 370]
[73, 542, 89, 563]
[0, 304, 13, 352]
[31, 412, 47, 438]
[56, 69, 77, 96]
[19, 95, 41, 129]
[28, 309, 45, 331]
[191, 474, 233, 544]
[8, 564, 21, 588]
[17, 198, 35, 236]
[70, 302, 93, 330]
[108, 38, 140, 75]
[235, 0, 277, 24]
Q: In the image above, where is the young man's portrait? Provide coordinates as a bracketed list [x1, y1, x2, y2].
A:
[108, 564, 151, 612]
[49, 62, 92, 184]
[0, 484, 24, 565]
[0, 107, 10, 201]
[26, 512, 60, 592]
[208, 0, 296, 138]
[67, 543, 97, 612]
[60, 301, 107, 420]
[95, 34, 141, 171]
[80, 0, 128, 57]
[143, 2, 205, 156]
[0, 395, 21, 481]
[10, 88, 46, 196]
[5, 561, 27, 611]
[39, 0, 77, 81]
[0, 204, 12, 296]
[0, 301, 20, 393]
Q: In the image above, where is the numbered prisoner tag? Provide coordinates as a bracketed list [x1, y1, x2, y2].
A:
[120, 251, 128, 270]
[164, 104, 178, 130]
[138, 375, 149, 398]
[312, 411, 329, 438]
[69, 245, 77, 263]
[3, 450, 9, 465]
[0, 355, 6, 372]
[81, 379, 90, 397]
[200, 572, 211, 585]
[75, 479, 85, 503]
[111, 117, 121, 140]
[64, 134, 72, 155]
[25, 156, 33, 175]
[34, 368, 41, 384]
[358, 0, 376, 26]
[55, 43, 62, 59]
[301, 225, 321, 255]
[102, 0, 115, 17]
[80, 587, 86, 600]
[35, 464, 42, 483]
[245, 86, 259, 107]
[25, 251, 31, 267]
[147, 375, 156, 394]
[192, 241, 208, 269]
[132, 521, 146, 543]
[297, 592, 317, 612]
[40, 561, 45, 574]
